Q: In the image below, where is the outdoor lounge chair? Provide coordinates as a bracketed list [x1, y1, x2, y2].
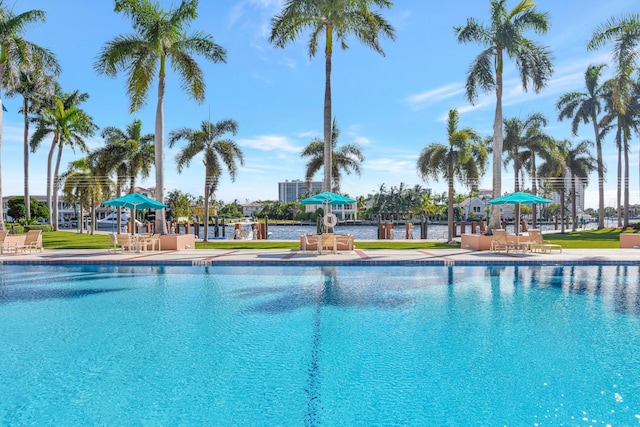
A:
[108, 233, 123, 253]
[115, 233, 140, 252]
[335, 234, 355, 251]
[16, 230, 43, 253]
[0, 230, 11, 254]
[320, 233, 337, 255]
[490, 229, 518, 253]
[527, 229, 562, 253]
[300, 234, 321, 252]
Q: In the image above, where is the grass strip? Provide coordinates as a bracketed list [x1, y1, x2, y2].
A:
[36, 228, 633, 250]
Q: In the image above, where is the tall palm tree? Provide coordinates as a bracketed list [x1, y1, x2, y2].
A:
[588, 14, 640, 228]
[30, 89, 98, 229]
[168, 119, 244, 242]
[564, 140, 597, 232]
[0, 3, 60, 230]
[60, 158, 112, 235]
[6, 66, 56, 221]
[599, 78, 640, 228]
[416, 109, 488, 243]
[95, 0, 227, 234]
[556, 64, 608, 229]
[93, 120, 154, 199]
[455, 0, 553, 233]
[538, 139, 567, 233]
[91, 119, 154, 227]
[301, 118, 365, 193]
[517, 118, 556, 228]
[270, 0, 395, 192]
[503, 112, 548, 227]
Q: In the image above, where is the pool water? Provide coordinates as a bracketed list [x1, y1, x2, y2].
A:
[1, 265, 639, 425]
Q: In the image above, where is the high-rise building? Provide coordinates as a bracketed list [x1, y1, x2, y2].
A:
[278, 179, 323, 203]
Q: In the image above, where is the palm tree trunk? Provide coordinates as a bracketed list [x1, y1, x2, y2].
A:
[90, 199, 96, 236]
[514, 160, 520, 233]
[591, 118, 604, 229]
[571, 177, 577, 232]
[203, 181, 210, 242]
[79, 204, 84, 234]
[531, 159, 538, 228]
[447, 182, 454, 243]
[323, 27, 333, 192]
[53, 144, 64, 232]
[46, 136, 58, 227]
[560, 186, 566, 234]
[616, 128, 622, 227]
[155, 71, 168, 234]
[623, 138, 630, 228]
[0, 63, 5, 230]
[23, 99, 31, 220]
[489, 56, 504, 233]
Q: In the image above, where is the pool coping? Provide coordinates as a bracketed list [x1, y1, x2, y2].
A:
[0, 248, 638, 267]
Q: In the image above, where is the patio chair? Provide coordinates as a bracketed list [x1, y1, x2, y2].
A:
[490, 229, 515, 253]
[528, 229, 562, 254]
[115, 233, 139, 252]
[320, 233, 337, 255]
[300, 234, 321, 252]
[335, 234, 355, 251]
[138, 233, 161, 251]
[0, 230, 11, 254]
[108, 233, 123, 253]
[16, 230, 43, 253]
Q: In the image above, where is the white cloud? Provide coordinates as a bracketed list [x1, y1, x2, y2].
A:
[405, 82, 465, 111]
[238, 135, 301, 153]
[366, 157, 416, 174]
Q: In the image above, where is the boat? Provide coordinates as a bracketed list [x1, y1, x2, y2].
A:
[96, 211, 143, 232]
[227, 219, 271, 240]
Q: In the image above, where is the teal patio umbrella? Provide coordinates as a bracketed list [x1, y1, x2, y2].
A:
[300, 192, 356, 232]
[102, 193, 166, 233]
[299, 191, 356, 206]
[488, 191, 554, 237]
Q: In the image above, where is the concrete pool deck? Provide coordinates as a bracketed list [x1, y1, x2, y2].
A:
[1, 244, 638, 266]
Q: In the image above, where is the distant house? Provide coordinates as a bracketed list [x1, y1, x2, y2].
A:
[242, 202, 263, 217]
[458, 197, 486, 219]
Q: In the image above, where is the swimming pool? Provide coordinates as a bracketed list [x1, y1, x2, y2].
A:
[1, 265, 639, 425]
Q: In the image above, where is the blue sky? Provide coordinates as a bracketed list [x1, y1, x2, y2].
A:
[2, 0, 639, 209]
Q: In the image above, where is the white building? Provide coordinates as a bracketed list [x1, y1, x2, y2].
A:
[278, 179, 323, 203]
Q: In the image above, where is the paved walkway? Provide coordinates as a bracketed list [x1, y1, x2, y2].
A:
[1, 247, 638, 266]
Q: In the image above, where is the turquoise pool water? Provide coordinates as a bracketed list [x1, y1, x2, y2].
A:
[1, 265, 639, 425]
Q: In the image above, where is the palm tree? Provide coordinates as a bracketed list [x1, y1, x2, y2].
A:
[91, 119, 154, 228]
[517, 118, 556, 228]
[455, 0, 553, 233]
[60, 158, 112, 235]
[30, 89, 98, 229]
[270, 0, 395, 192]
[556, 64, 608, 229]
[588, 14, 640, 228]
[564, 140, 597, 232]
[0, 3, 60, 230]
[169, 119, 244, 242]
[301, 118, 365, 192]
[95, 0, 227, 234]
[599, 78, 640, 228]
[6, 67, 56, 221]
[538, 140, 567, 233]
[502, 112, 549, 228]
[416, 109, 488, 243]
[94, 121, 153, 195]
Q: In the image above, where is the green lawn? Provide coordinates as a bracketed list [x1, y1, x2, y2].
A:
[36, 228, 634, 250]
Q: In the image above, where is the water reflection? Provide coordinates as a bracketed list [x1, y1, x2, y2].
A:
[503, 265, 640, 317]
[234, 266, 417, 313]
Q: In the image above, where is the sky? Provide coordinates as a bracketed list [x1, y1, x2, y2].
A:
[2, 0, 640, 210]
